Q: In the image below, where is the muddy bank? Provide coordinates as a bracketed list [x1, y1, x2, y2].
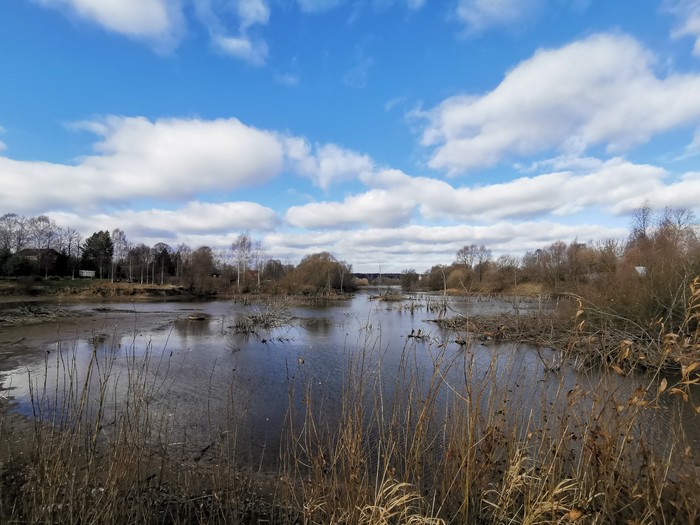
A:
[0, 280, 210, 302]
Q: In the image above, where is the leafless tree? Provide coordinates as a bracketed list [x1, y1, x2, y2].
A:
[233, 233, 252, 292]
[111, 228, 128, 282]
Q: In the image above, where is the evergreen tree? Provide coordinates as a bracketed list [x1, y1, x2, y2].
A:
[81, 231, 114, 279]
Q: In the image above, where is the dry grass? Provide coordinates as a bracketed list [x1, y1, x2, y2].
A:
[1, 303, 698, 524]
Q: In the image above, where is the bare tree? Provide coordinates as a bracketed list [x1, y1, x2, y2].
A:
[338, 260, 351, 293]
[61, 227, 82, 279]
[0, 213, 29, 252]
[175, 243, 191, 280]
[111, 228, 128, 282]
[28, 215, 59, 277]
[456, 244, 478, 269]
[630, 200, 653, 243]
[252, 240, 265, 288]
[474, 245, 492, 282]
[233, 233, 252, 292]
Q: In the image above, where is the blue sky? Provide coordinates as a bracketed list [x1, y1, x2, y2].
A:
[2, 0, 700, 272]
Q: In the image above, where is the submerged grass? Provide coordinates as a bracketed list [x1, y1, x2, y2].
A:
[0, 302, 698, 524]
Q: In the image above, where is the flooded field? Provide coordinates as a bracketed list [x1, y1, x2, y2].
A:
[0, 289, 698, 523]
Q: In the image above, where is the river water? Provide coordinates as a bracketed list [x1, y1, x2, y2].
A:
[0, 289, 697, 470]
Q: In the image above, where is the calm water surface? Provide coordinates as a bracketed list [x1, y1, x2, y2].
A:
[0, 289, 696, 468]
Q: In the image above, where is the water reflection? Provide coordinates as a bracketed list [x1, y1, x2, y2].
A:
[0, 291, 696, 471]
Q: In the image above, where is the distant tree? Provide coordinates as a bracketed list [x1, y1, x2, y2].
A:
[4, 252, 32, 277]
[152, 242, 173, 285]
[187, 246, 215, 293]
[494, 255, 520, 290]
[28, 215, 59, 277]
[81, 231, 114, 279]
[629, 200, 653, 247]
[338, 259, 351, 293]
[111, 228, 129, 282]
[400, 269, 420, 290]
[284, 252, 353, 294]
[174, 243, 191, 279]
[128, 244, 150, 284]
[262, 259, 287, 281]
[0, 213, 29, 252]
[233, 233, 253, 292]
[252, 240, 266, 288]
[0, 248, 11, 276]
[456, 244, 478, 270]
[424, 265, 448, 293]
[474, 245, 492, 282]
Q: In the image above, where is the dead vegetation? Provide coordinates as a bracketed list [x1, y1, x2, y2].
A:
[0, 304, 81, 326]
[233, 301, 295, 334]
[0, 284, 699, 524]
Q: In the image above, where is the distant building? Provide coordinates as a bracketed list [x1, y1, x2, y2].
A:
[79, 270, 96, 278]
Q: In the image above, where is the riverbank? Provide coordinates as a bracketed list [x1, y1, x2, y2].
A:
[0, 278, 198, 302]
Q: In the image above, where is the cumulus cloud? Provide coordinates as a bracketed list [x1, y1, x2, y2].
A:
[283, 158, 700, 229]
[50, 201, 278, 250]
[285, 189, 415, 228]
[0, 116, 284, 213]
[284, 138, 374, 189]
[108, 201, 279, 237]
[420, 33, 700, 173]
[667, 0, 700, 56]
[36, 0, 184, 51]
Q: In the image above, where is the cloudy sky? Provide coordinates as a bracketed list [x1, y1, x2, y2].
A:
[2, 0, 700, 271]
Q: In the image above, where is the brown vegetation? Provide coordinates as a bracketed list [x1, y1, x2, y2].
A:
[1, 324, 697, 524]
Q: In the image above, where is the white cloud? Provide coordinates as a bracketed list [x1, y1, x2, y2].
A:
[0, 141, 6, 152]
[420, 33, 700, 173]
[37, 0, 183, 51]
[684, 128, 700, 156]
[668, 0, 700, 56]
[50, 201, 278, 249]
[285, 190, 415, 228]
[284, 138, 374, 189]
[238, 0, 270, 29]
[264, 221, 626, 272]
[0, 116, 284, 214]
[214, 34, 268, 65]
[283, 158, 700, 229]
[194, 0, 270, 65]
[111, 201, 279, 235]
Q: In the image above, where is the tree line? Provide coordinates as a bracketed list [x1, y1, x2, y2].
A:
[2, 204, 699, 318]
[0, 213, 354, 296]
[412, 204, 700, 331]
